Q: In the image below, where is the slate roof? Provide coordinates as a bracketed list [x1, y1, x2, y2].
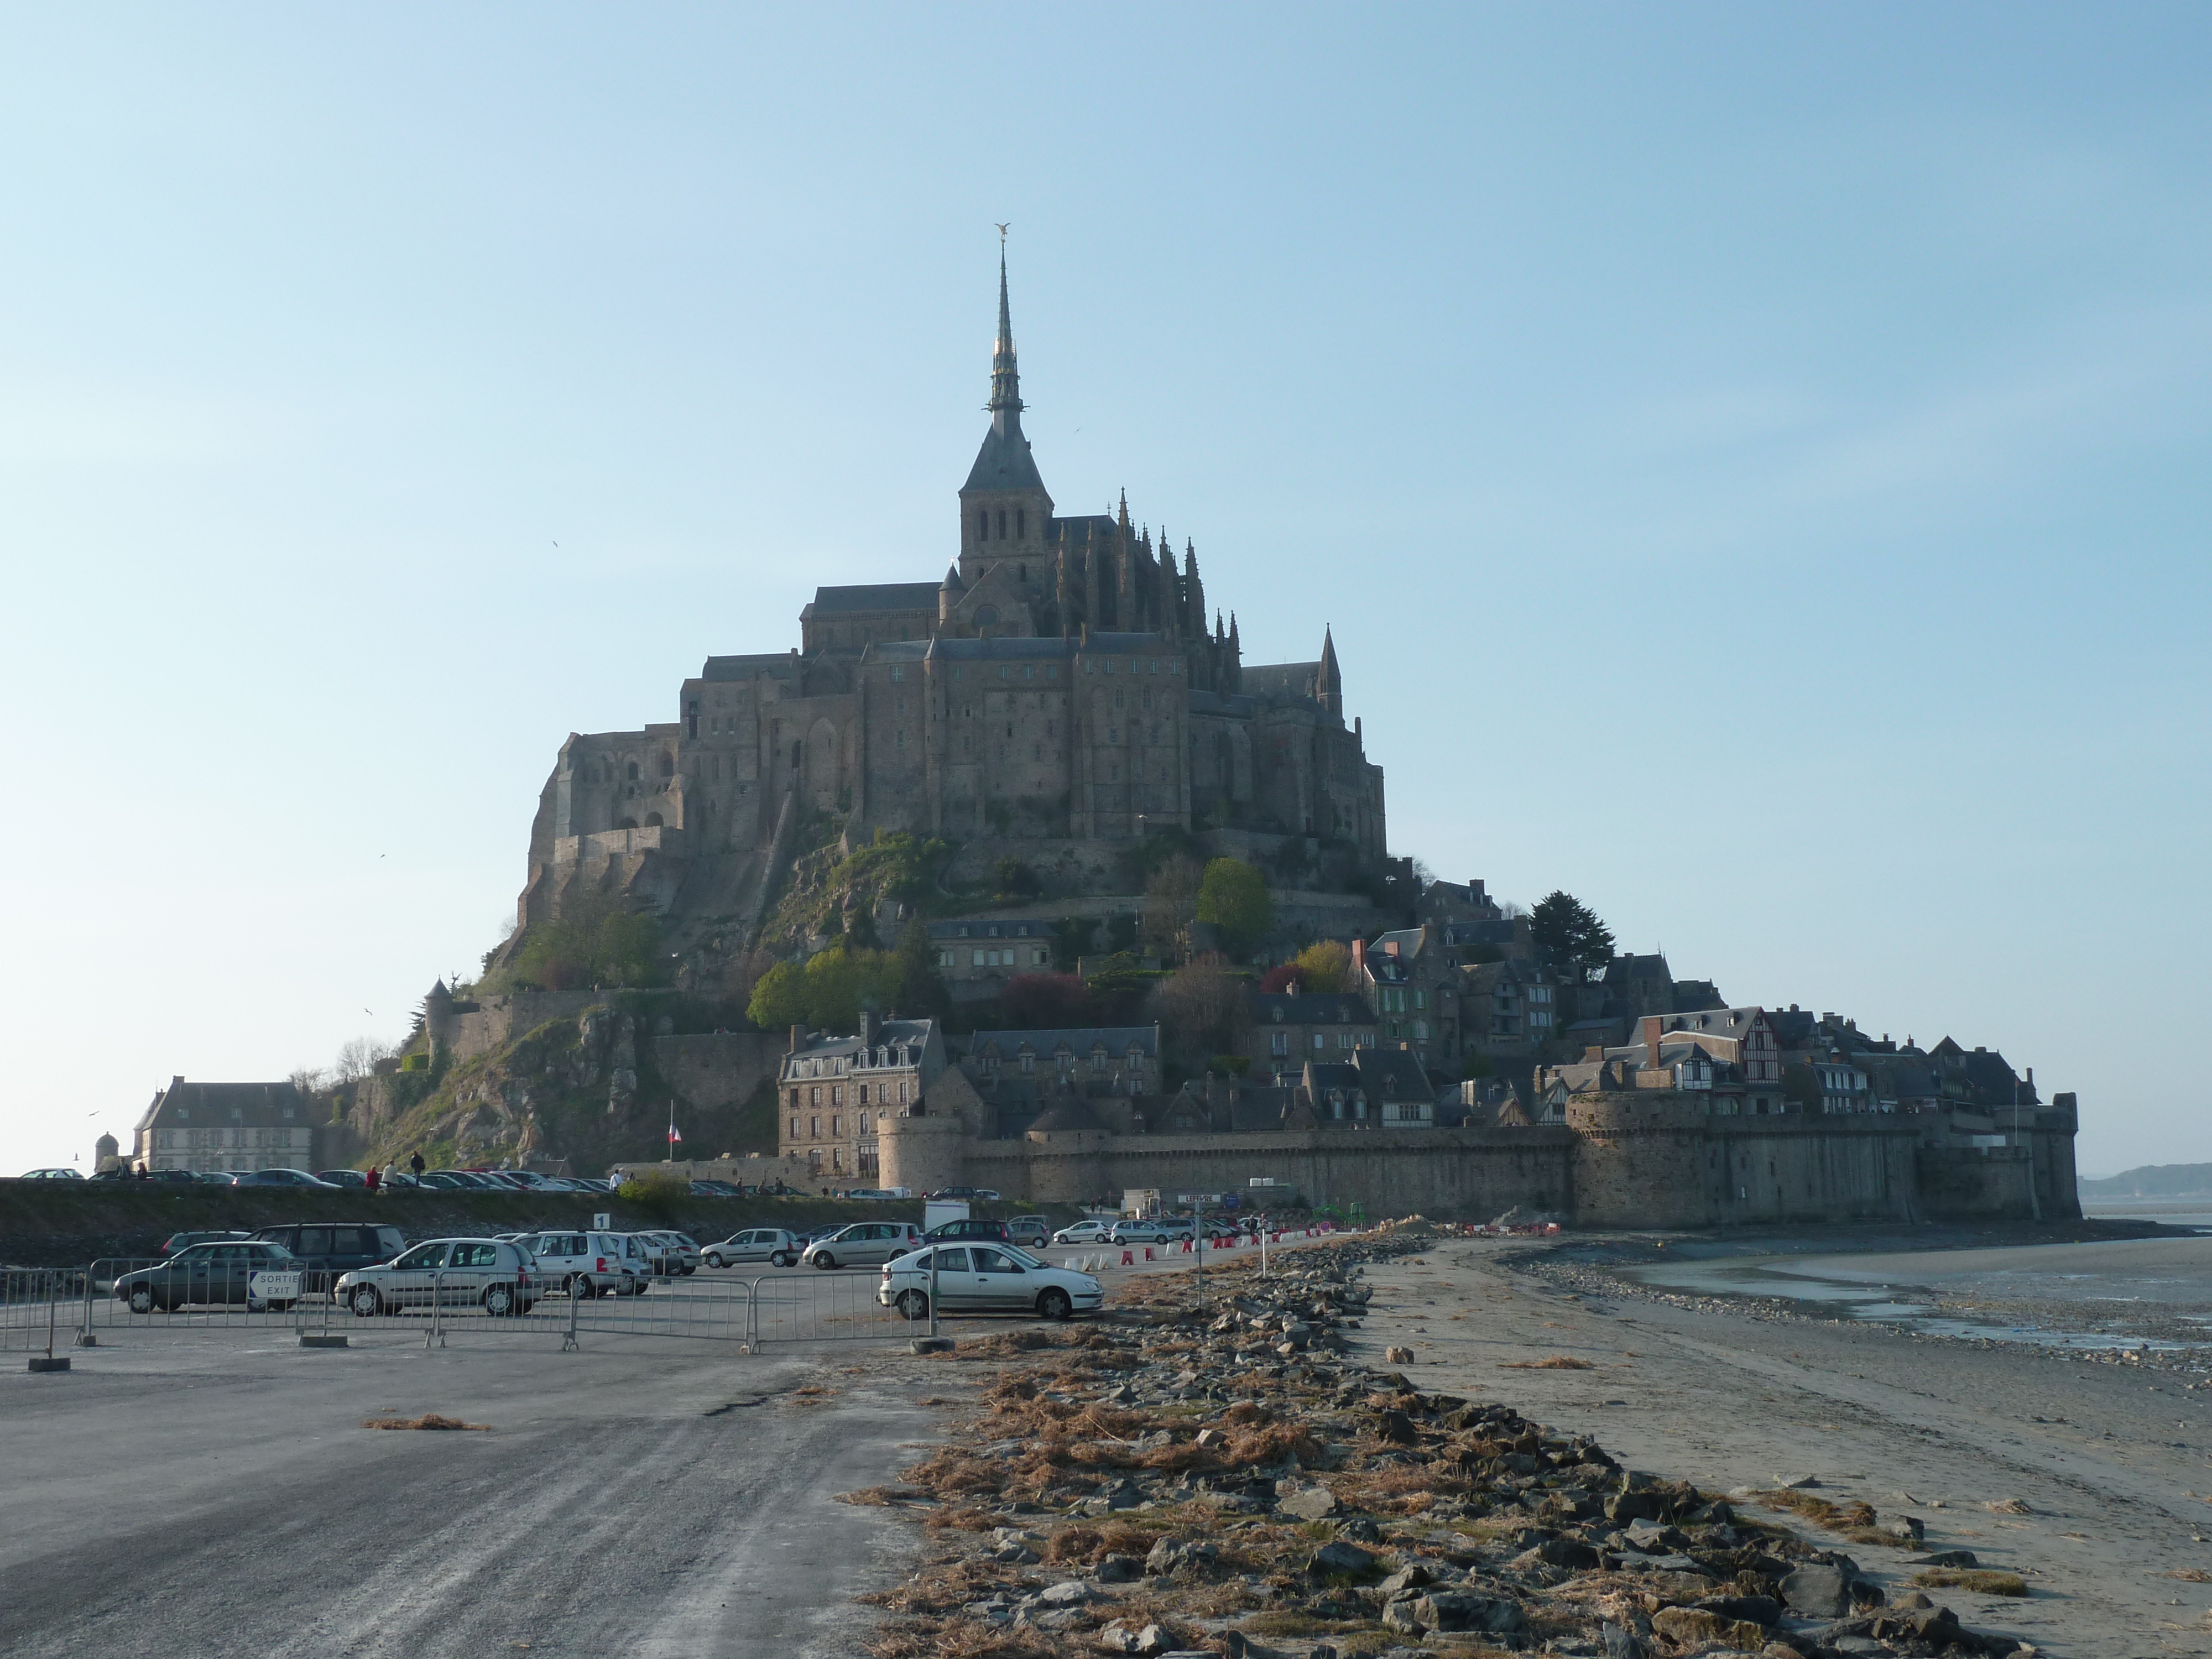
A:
[700, 653, 796, 682]
[802, 583, 942, 618]
[968, 1026, 1159, 1060]
[786, 1020, 937, 1066]
[1248, 990, 1374, 1025]
[1029, 1095, 1108, 1134]
[135, 1078, 308, 1135]
[1354, 1046, 1434, 1100]
[963, 420, 1047, 494]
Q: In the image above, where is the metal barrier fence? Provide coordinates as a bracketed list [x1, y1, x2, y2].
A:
[747, 1269, 906, 1346]
[2, 1267, 79, 1357]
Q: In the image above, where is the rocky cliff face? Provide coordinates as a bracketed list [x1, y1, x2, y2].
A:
[351, 999, 775, 1175]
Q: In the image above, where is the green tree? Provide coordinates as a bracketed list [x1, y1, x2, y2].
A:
[747, 961, 808, 1030]
[1141, 855, 1204, 960]
[1196, 858, 1274, 955]
[892, 919, 952, 1023]
[1529, 890, 1615, 967]
[1286, 938, 1351, 993]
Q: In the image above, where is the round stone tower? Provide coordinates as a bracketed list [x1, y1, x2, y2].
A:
[1022, 1095, 1110, 1204]
[879, 1109, 966, 1198]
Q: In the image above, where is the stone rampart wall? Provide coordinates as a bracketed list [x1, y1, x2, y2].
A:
[647, 1032, 782, 1113]
[957, 1127, 1579, 1217]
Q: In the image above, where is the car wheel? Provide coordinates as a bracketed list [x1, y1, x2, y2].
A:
[566, 1274, 593, 1300]
[482, 1284, 515, 1317]
[771, 1251, 793, 1267]
[350, 1285, 383, 1318]
[681, 1264, 696, 1276]
[270, 1300, 296, 1313]
[703, 1254, 724, 1270]
[1037, 1288, 1073, 1321]
[896, 1289, 930, 1321]
[812, 1253, 836, 1270]
[127, 1285, 156, 1315]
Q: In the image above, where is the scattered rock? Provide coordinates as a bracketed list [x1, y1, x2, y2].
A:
[1652, 1607, 1767, 1651]
[1097, 1553, 1142, 1583]
[1413, 1591, 1528, 1634]
[1384, 1345, 1415, 1363]
[1307, 1539, 1379, 1579]
[1277, 1483, 1339, 1520]
[1781, 1562, 1859, 1618]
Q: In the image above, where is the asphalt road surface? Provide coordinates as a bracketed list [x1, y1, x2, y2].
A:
[0, 1328, 942, 1659]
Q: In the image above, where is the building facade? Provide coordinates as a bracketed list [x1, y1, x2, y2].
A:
[777, 1015, 946, 1182]
[133, 1078, 316, 1175]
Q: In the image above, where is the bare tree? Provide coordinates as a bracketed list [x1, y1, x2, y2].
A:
[334, 1036, 398, 1083]
[1141, 855, 1203, 962]
[288, 1065, 331, 1097]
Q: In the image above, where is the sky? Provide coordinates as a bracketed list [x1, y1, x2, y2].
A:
[1, 6, 2205, 1178]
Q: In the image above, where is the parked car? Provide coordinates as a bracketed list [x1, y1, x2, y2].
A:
[316, 1169, 370, 1188]
[1004, 1216, 1051, 1248]
[158, 1229, 254, 1256]
[701, 1228, 801, 1269]
[225, 1168, 343, 1190]
[251, 1223, 409, 1292]
[1108, 1219, 1190, 1245]
[525, 1230, 647, 1298]
[879, 1243, 1101, 1322]
[924, 1186, 979, 1201]
[19, 1167, 83, 1180]
[116, 1240, 305, 1313]
[1050, 1219, 1114, 1245]
[924, 1217, 1012, 1245]
[413, 1170, 476, 1190]
[335, 1238, 540, 1317]
[637, 1232, 702, 1276]
[802, 1221, 925, 1270]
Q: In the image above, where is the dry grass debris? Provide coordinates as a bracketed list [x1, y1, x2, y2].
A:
[361, 1413, 488, 1432]
[1498, 1355, 1595, 1370]
[1912, 1567, 2030, 1597]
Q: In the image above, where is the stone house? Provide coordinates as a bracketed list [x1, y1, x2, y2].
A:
[927, 917, 1059, 1004]
[1460, 958, 1559, 1055]
[1288, 1047, 1437, 1129]
[1644, 1007, 1785, 1114]
[1351, 928, 1460, 1070]
[1241, 988, 1376, 1084]
[778, 1014, 946, 1182]
[134, 1078, 317, 1175]
[956, 1026, 1161, 1137]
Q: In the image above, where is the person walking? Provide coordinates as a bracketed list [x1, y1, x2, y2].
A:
[409, 1149, 425, 1178]
[364, 1165, 381, 1194]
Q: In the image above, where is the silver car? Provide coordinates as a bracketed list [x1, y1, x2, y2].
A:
[701, 1228, 801, 1269]
[336, 1238, 540, 1317]
[801, 1220, 924, 1270]
[878, 1243, 1102, 1321]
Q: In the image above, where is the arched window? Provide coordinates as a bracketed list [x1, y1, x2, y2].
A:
[1015, 508, 1025, 539]
[978, 510, 988, 541]
[616, 816, 638, 830]
[644, 812, 664, 828]
[625, 760, 640, 781]
[996, 508, 1006, 539]
[660, 752, 675, 777]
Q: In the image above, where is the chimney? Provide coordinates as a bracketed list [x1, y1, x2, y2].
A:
[1351, 937, 1366, 974]
[859, 1010, 880, 1048]
[788, 1025, 806, 1053]
[1641, 1015, 1665, 1065]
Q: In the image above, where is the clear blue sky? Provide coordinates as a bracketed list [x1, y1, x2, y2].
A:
[2, 6, 2204, 1177]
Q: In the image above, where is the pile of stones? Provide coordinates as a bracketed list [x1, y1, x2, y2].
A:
[855, 1239, 2033, 1659]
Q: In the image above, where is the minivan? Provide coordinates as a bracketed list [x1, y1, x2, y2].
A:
[252, 1223, 409, 1293]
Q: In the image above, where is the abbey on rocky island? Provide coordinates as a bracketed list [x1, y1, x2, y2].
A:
[519, 254, 1386, 940]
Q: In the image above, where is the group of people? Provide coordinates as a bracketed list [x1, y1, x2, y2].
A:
[363, 1150, 427, 1193]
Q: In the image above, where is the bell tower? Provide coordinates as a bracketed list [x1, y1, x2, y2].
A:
[958, 236, 1055, 586]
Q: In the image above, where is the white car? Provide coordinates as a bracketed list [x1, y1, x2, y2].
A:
[525, 1230, 646, 1298]
[701, 1228, 801, 1269]
[878, 1242, 1102, 1322]
[1051, 1219, 1115, 1245]
[336, 1238, 540, 1317]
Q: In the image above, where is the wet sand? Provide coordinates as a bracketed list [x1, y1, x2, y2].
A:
[1355, 1233, 2212, 1659]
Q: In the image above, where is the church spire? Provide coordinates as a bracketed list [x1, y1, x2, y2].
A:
[988, 236, 1022, 426]
[1316, 625, 1343, 721]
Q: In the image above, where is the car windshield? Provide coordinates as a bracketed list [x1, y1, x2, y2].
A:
[999, 1244, 1045, 1269]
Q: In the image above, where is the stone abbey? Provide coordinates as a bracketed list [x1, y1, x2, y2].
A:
[520, 254, 1385, 936]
